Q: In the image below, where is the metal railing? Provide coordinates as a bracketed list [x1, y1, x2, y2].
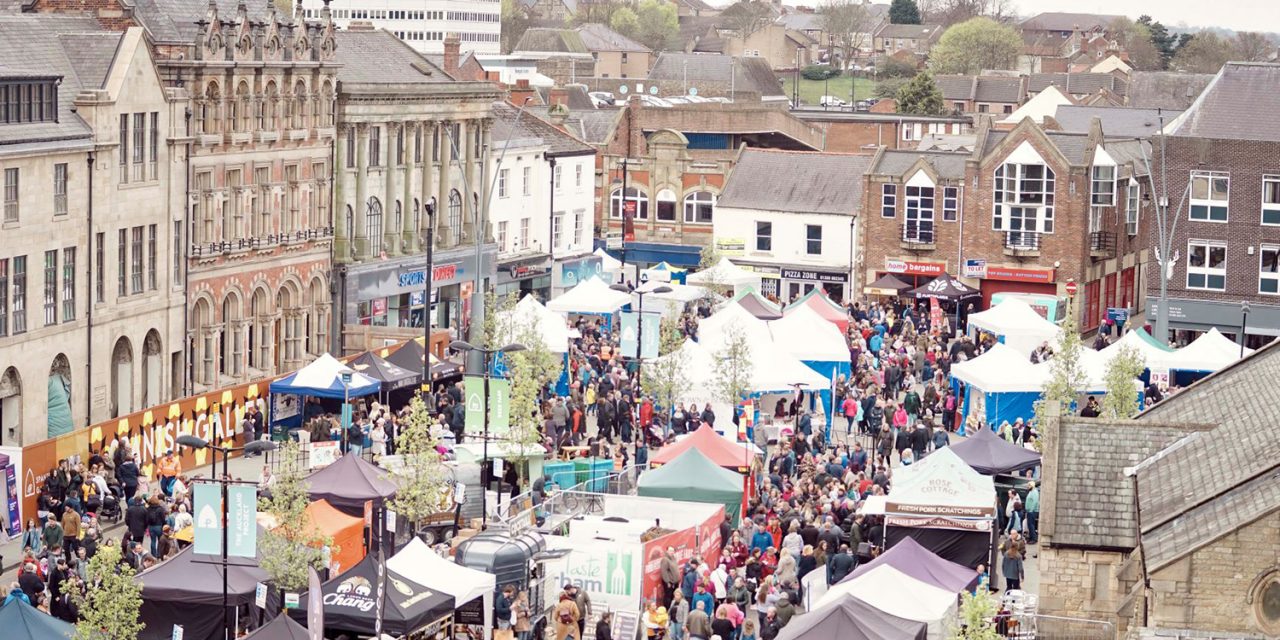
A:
[989, 613, 1114, 640]
[493, 464, 641, 535]
[1005, 230, 1041, 250]
[901, 222, 935, 245]
[1089, 230, 1115, 254]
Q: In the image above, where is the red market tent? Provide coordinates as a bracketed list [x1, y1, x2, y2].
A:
[785, 288, 850, 334]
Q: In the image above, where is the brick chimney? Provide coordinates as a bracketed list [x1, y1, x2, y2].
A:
[548, 87, 569, 107]
[443, 33, 461, 76]
[508, 79, 538, 107]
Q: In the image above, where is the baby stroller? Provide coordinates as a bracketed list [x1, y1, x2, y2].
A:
[95, 484, 123, 523]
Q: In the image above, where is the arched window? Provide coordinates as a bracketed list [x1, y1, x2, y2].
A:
[656, 188, 677, 221]
[412, 198, 421, 236]
[320, 81, 335, 126]
[366, 197, 384, 256]
[0, 367, 22, 447]
[110, 337, 134, 418]
[234, 80, 250, 132]
[221, 293, 243, 377]
[684, 191, 716, 224]
[192, 297, 214, 385]
[262, 81, 279, 130]
[201, 82, 220, 134]
[394, 200, 404, 243]
[142, 330, 162, 407]
[291, 80, 307, 129]
[610, 187, 648, 220]
[306, 277, 328, 356]
[447, 190, 462, 245]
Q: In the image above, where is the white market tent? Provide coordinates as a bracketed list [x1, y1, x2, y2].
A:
[547, 276, 632, 315]
[949, 343, 1045, 392]
[769, 303, 849, 363]
[686, 257, 762, 295]
[632, 281, 707, 319]
[698, 301, 775, 352]
[1099, 328, 1175, 372]
[387, 538, 496, 639]
[746, 340, 829, 393]
[1029, 346, 1110, 393]
[1167, 327, 1252, 372]
[500, 295, 570, 353]
[656, 339, 720, 404]
[967, 298, 1062, 357]
[594, 247, 622, 272]
[814, 564, 959, 639]
[269, 353, 381, 399]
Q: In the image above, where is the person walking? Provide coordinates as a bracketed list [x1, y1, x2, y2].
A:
[1025, 482, 1040, 544]
[1001, 544, 1025, 592]
[553, 590, 581, 640]
[685, 599, 711, 640]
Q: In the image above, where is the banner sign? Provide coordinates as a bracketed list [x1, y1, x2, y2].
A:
[885, 515, 993, 532]
[464, 377, 511, 434]
[309, 441, 339, 469]
[308, 568, 325, 640]
[883, 501, 995, 518]
[227, 485, 257, 558]
[193, 483, 222, 555]
[639, 506, 724, 604]
[619, 312, 661, 360]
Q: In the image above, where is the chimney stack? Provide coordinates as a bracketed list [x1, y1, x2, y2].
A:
[548, 87, 569, 107]
[443, 33, 461, 76]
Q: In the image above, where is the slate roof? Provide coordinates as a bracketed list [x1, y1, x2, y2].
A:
[562, 108, 622, 145]
[1101, 139, 1151, 175]
[575, 23, 650, 53]
[333, 29, 449, 84]
[0, 13, 119, 146]
[128, 0, 307, 44]
[981, 129, 1091, 165]
[1125, 72, 1213, 110]
[777, 12, 823, 32]
[536, 85, 596, 111]
[1053, 105, 1179, 139]
[868, 149, 967, 179]
[1045, 418, 1204, 550]
[935, 75, 1024, 103]
[513, 27, 589, 54]
[1020, 12, 1123, 32]
[492, 102, 595, 156]
[648, 53, 785, 99]
[1132, 338, 1280, 570]
[1028, 72, 1125, 97]
[1166, 62, 1280, 142]
[717, 149, 868, 215]
[874, 23, 942, 40]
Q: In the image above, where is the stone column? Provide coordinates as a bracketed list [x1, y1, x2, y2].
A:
[384, 121, 400, 256]
[354, 122, 369, 258]
[437, 120, 451, 247]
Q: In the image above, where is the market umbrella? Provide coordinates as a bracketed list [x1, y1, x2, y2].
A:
[947, 425, 1042, 475]
[348, 351, 420, 391]
[862, 273, 913, 297]
[289, 553, 455, 637]
[907, 273, 979, 301]
[0, 598, 74, 639]
[775, 596, 927, 640]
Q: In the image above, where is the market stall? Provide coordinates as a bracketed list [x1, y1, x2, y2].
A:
[387, 538, 497, 640]
[289, 553, 456, 637]
[547, 275, 632, 316]
[862, 273, 913, 299]
[784, 287, 850, 334]
[256, 498, 367, 574]
[631, 280, 706, 319]
[949, 343, 1046, 427]
[135, 544, 277, 640]
[638, 448, 745, 523]
[306, 452, 397, 515]
[775, 596, 927, 640]
[947, 426, 1042, 476]
[382, 338, 463, 385]
[837, 537, 978, 592]
[686, 257, 762, 296]
[0, 598, 75, 640]
[733, 289, 784, 320]
[966, 298, 1061, 357]
[347, 351, 419, 395]
[1098, 328, 1176, 379]
[241, 613, 309, 640]
[814, 564, 960, 639]
[1164, 327, 1252, 384]
[269, 353, 381, 399]
[641, 261, 688, 284]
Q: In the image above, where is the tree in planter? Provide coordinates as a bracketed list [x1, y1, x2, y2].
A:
[1035, 296, 1086, 425]
[948, 588, 1002, 640]
[74, 543, 145, 640]
[387, 396, 452, 537]
[712, 326, 754, 409]
[643, 316, 691, 420]
[259, 440, 333, 594]
[1101, 345, 1146, 419]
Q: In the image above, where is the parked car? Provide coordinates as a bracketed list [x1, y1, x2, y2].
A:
[588, 91, 616, 107]
[635, 94, 674, 108]
[819, 95, 847, 107]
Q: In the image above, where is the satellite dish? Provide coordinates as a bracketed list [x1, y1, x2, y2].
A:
[689, 87, 698, 96]
[619, 85, 629, 94]
[649, 86, 658, 95]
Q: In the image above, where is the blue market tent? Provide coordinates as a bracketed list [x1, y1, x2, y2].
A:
[0, 598, 74, 639]
[269, 353, 381, 400]
[949, 343, 1045, 428]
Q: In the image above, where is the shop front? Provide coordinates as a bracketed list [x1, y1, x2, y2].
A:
[1148, 297, 1279, 348]
[879, 258, 948, 290]
[779, 267, 850, 304]
[554, 254, 604, 295]
[340, 245, 497, 331]
[495, 253, 552, 299]
[974, 264, 1057, 310]
[738, 265, 781, 299]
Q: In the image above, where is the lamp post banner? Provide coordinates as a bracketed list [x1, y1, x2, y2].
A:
[227, 485, 258, 558]
[192, 482, 222, 555]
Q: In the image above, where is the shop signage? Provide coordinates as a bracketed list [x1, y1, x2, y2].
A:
[503, 260, 551, 279]
[715, 237, 746, 256]
[984, 265, 1055, 283]
[371, 298, 387, 316]
[606, 232, 623, 250]
[780, 268, 847, 284]
[962, 259, 987, 278]
[620, 311, 661, 360]
[884, 501, 995, 518]
[408, 289, 440, 307]
[885, 259, 945, 276]
[560, 256, 604, 288]
[397, 264, 459, 288]
[885, 515, 992, 532]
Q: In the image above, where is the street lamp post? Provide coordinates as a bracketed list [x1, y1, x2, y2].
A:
[176, 435, 276, 640]
[340, 370, 352, 453]
[449, 340, 526, 530]
[611, 283, 672, 392]
[1240, 301, 1251, 357]
[421, 201, 436, 391]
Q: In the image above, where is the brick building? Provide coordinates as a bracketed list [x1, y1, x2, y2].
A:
[861, 117, 1150, 322]
[794, 110, 970, 153]
[1147, 62, 1280, 349]
[935, 75, 1025, 116]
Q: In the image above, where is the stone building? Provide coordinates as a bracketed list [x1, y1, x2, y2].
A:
[0, 17, 186, 445]
[329, 25, 499, 344]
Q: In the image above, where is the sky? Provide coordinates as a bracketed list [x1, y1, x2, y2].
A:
[776, 0, 1280, 34]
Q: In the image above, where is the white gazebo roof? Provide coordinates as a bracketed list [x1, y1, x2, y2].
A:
[547, 276, 632, 314]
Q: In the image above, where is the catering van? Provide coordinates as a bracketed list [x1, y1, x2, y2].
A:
[990, 292, 1067, 325]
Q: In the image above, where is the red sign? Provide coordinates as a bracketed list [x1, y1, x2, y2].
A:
[623, 201, 637, 242]
[930, 297, 943, 327]
[984, 265, 1055, 283]
[885, 259, 945, 276]
[371, 298, 388, 316]
[433, 264, 458, 281]
[640, 506, 724, 605]
[1065, 280, 1078, 296]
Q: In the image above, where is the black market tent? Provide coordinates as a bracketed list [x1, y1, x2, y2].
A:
[306, 451, 398, 513]
[863, 273, 913, 297]
[383, 338, 464, 384]
[638, 448, 744, 522]
[135, 543, 277, 640]
[0, 598, 74, 639]
[289, 553, 455, 637]
[243, 612, 309, 640]
[908, 273, 980, 301]
[774, 596, 927, 640]
[947, 425, 1042, 475]
[348, 351, 420, 391]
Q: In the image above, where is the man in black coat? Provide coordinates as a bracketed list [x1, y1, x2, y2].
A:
[827, 544, 857, 585]
[117, 455, 140, 502]
[124, 497, 148, 544]
[597, 395, 616, 442]
[18, 563, 44, 602]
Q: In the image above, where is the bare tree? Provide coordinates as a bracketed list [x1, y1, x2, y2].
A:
[722, 0, 776, 39]
[1232, 31, 1276, 62]
[821, 0, 874, 67]
[935, 0, 1015, 26]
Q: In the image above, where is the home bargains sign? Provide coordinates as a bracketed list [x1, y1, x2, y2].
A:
[885, 259, 945, 277]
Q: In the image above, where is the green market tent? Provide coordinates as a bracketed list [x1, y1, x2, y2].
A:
[0, 598, 74, 639]
[638, 448, 743, 522]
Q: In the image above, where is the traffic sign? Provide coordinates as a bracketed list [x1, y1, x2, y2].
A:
[1065, 279, 1078, 296]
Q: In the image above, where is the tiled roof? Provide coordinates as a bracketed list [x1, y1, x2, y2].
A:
[874, 23, 941, 40]
[575, 23, 650, 53]
[1125, 72, 1213, 110]
[0, 13, 117, 146]
[1045, 418, 1201, 550]
[868, 150, 967, 179]
[513, 28, 589, 54]
[980, 129, 1093, 165]
[648, 53, 785, 99]
[718, 149, 867, 215]
[563, 108, 622, 145]
[1053, 105, 1179, 139]
[777, 12, 823, 32]
[536, 85, 597, 111]
[333, 29, 449, 84]
[1133, 339, 1280, 569]
[1101, 139, 1151, 175]
[935, 75, 1024, 103]
[1166, 62, 1280, 142]
[129, 0, 307, 44]
[1020, 12, 1123, 32]
[492, 102, 594, 156]
[1028, 72, 1125, 97]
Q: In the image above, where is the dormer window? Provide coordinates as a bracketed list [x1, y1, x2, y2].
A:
[0, 79, 58, 125]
